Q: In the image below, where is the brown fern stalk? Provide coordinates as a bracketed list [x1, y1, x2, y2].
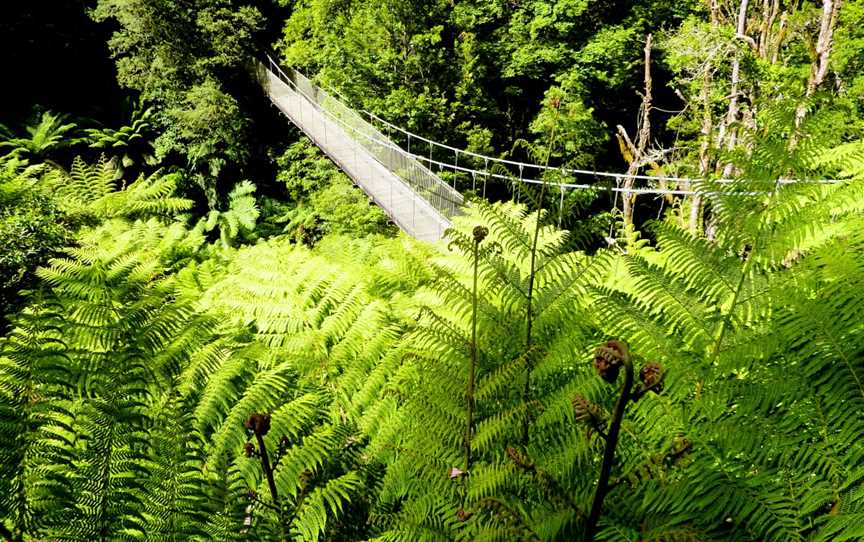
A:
[246, 413, 290, 540]
[255, 431, 280, 511]
[584, 348, 634, 542]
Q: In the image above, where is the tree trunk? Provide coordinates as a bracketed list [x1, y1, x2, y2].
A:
[794, 0, 843, 128]
[771, 12, 788, 64]
[758, 0, 780, 59]
[690, 68, 714, 234]
[622, 34, 653, 229]
[709, 0, 720, 25]
[717, 0, 750, 178]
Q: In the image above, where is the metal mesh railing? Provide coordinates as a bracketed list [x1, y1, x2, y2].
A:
[264, 56, 463, 221]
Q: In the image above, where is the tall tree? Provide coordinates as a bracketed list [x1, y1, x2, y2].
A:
[92, 0, 264, 206]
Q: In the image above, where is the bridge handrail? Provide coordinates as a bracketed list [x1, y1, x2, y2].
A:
[263, 56, 464, 219]
[262, 56, 842, 202]
[363, 111, 839, 186]
[260, 61, 679, 195]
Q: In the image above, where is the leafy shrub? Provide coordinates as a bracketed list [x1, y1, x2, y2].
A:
[0, 167, 70, 325]
[266, 141, 396, 244]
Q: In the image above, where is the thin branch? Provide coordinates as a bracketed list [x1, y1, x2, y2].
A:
[736, 33, 759, 52]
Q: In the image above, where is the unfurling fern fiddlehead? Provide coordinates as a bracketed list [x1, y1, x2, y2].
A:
[244, 413, 292, 541]
[584, 340, 665, 542]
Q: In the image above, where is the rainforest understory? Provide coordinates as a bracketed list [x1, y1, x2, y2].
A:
[1, 0, 863, 540]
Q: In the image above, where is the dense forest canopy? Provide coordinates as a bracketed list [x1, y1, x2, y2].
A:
[1, 1, 863, 541]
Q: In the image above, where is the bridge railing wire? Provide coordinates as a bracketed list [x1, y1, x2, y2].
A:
[264, 58, 694, 198]
[363, 111, 841, 188]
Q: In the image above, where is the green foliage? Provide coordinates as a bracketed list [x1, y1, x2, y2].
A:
[366, 201, 603, 540]
[0, 111, 78, 161]
[264, 141, 396, 244]
[0, 153, 192, 329]
[530, 82, 606, 165]
[660, 0, 864, 181]
[280, 0, 455, 134]
[0, 158, 71, 325]
[499, 0, 592, 78]
[91, 0, 264, 199]
[832, 1, 864, 135]
[84, 101, 158, 171]
[581, 134, 864, 541]
[0, 218, 211, 540]
[2, 145, 863, 539]
[0, 190, 428, 539]
[200, 180, 260, 247]
[3, 3, 864, 540]
[45, 156, 193, 221]
[278, 0, 695, 183]
[157, 79, 250, 202]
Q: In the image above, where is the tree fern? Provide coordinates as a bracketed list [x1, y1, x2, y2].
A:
[583, 130, 864, 541]
[0, 112, 78, 160]
[2, 127, 862, 542]
[45, 156, 193, 220]
[84, 101, 157, 171]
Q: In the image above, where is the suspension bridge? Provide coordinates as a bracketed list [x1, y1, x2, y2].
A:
[258, 56, 836, 242]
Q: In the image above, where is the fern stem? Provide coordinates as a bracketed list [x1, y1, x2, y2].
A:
[520, 106, 561, 445]
[97, 422, 115, 542]
[712, 180, 792, 365]
[710, 193, 768, 365]
[254, 432, 287, 539]
[584, 356, 634, 542]
[256, 432, 280, 506]
[710, 258, 749, 364]
[465, 235, 480, 477]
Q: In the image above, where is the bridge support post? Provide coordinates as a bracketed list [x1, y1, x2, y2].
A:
[483, 159, 489, 198]
[559, 186, 565, 227]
